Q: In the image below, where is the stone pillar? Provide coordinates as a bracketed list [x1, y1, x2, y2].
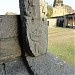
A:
[19, 0, 48, 56]
[73, 17, 74, 27]
[63, 16, 68, 28]
[0, 16, 21, 60]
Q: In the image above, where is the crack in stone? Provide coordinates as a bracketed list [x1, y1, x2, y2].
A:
[2, 63, 6, 75]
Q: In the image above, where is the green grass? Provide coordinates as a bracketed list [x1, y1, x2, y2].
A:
[48, 27, 75, 66]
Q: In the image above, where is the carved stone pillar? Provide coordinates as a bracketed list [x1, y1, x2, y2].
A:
[73, 17, 74, 27]
[63, 16, 68, 28]
[19, 0, 48, 56]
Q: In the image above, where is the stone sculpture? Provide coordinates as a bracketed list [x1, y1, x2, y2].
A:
[19, 0, 48, 56]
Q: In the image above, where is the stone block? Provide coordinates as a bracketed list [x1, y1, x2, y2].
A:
[5, 58, 29, 75]
[0, 64, 3, 75]
[26, 18, 48, 56]
[27, 53, 75, 75]
[0, 15, 21, 60]
[0, 15, 18, 39]
[0, 58, 29, 75]
[0, 38, 21, 60]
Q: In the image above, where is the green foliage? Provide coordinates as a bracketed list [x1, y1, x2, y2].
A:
[47, 4, 53, 19]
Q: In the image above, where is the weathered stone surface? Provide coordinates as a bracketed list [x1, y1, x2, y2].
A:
[0, 17, 2, 52]
[0, 58, 29, 75]
[27, 53, 75, 75]
[20, 0, 48, 56]
[0, 16, 21, 60]
[0, 38, 21, 60]
[26, 17, 48, 56]
[0, 15, 18, 39]
[0, 64, 3, 75]
[5, 58, 29, 75]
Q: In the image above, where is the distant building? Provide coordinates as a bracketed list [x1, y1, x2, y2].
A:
[5, 12, 16, 15]
[53, 5, 74, 17]
[52, 0, 74, 17]
[47, 0, 75, 28]
[53, 0, 63, 7]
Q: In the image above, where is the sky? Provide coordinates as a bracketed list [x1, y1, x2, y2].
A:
[0, 0, 75, 15]
[0, 0, 20, 15]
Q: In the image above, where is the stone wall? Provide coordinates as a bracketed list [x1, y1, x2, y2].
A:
[0, 0, 48, 61]
[0, 16, 21, 61]
[47, 18, 57, 27]
[53, 5, 74, 17]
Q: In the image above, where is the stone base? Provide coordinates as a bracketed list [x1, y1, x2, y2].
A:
[0, 58, 29, 75]
[27, 53, 75, 75]
[0, 15, 21, 61]
[0, 53, 75, 75]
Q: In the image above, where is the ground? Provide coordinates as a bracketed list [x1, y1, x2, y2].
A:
[48, 27, 75, 66]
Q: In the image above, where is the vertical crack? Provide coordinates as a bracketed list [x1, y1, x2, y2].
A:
[17, 15, 34, 75]
[2, 63, 6, 75]
[19, 0, 34, 57]
[18, 0, 35, 74]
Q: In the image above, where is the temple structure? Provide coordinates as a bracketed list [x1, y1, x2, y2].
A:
[52, 0, 74, 17]
[53, 0, 63, 7]
[48, 0, 75, 28]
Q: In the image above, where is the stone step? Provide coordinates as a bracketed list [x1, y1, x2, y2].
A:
[0, 57, 29, 75]
[27, 53, 75, 75]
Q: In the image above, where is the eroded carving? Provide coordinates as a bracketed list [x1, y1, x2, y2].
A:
[20, 0, 47, 56]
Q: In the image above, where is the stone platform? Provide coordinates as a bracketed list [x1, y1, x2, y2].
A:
[0, 53, 74, 75]
[27, 53, 75, 75]
[0, 58, 29, 75]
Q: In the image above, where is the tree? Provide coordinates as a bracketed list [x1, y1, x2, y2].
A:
[47, 4, 53, 19]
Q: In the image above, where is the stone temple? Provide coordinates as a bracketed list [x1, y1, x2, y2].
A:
[53, 0, 63, 7]
[0, 0, 75, 75]
[53, 0, 74, 17]
[48, 0, 75, 28]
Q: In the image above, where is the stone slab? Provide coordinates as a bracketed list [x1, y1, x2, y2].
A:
[27, 53, 75, 75]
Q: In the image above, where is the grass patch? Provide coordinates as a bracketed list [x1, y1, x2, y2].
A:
[48, 27, 75, 66]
